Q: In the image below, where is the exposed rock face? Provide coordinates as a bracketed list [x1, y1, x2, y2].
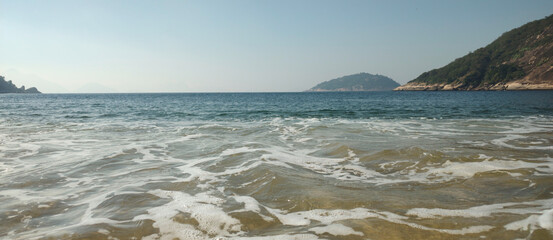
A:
[308, 73, 400, 92]
[396, 14, 553, 91]
[394, 80, 553, 91]
[0, 75, 41, 93]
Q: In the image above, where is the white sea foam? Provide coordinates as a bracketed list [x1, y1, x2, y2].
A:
[227, 234, 321, 240]
[2, 114, 553, 239]
[309, 223, 364, 236]
[504, 208, 553, 232]
[265, 206, 492, 235]
[538, 208, 553, 229]
[407, 198, 553, 220]
[0, 189, 57, 203]
[135, 190, 242, 239]
[504, 215, 539, 231]
[177, 133, 206, 141]
[221, 147, 258, 156]
[257, 142, 553, 185]
[492, 134, 553, 150]
[231, 195, 275, 222]
[426, 160, 533, 178]
[232, 195, 262, 213]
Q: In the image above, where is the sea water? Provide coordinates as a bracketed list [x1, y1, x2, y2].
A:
[1, 91, 552, 239]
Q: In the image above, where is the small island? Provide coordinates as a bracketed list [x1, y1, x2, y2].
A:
[0, 75, 41, 94]
[396, 14, 553, 91]
[307, 73, 400, 92]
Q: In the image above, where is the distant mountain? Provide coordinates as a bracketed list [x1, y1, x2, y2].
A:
[396, 14, 553, 91]
[307, 73, 400, 92]
[0, 75, 41, 93]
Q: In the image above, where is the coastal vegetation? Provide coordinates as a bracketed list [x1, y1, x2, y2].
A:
[396, 14, 553, 90]
[308, 73, 400, 91]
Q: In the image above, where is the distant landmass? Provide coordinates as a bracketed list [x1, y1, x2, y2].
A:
[0, 75, 41, 93]
[307, 73, 400, 92]
[396, 14, 553, 91]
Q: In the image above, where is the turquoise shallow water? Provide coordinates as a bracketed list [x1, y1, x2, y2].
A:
[1, 91, 553, 239]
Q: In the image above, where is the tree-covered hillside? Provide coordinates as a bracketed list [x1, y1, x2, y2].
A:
[308, 73, 400, 91]
[401, 14, 553, 90]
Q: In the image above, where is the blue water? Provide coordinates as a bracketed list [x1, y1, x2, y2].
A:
[1, 91, 553, 239]
[2, 91, 553, 122]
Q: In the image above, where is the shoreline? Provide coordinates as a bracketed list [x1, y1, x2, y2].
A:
[394, 81, 553, 91]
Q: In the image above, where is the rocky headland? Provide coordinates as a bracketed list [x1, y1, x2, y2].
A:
[0, 75, 41, 93]
[396, 14, 553, 91]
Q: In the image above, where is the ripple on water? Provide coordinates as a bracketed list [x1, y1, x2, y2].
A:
[1, 112, 553, 239]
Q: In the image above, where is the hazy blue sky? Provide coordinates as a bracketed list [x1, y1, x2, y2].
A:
[1, 0, 552, 92]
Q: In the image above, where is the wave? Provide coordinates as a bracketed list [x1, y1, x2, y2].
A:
[1, 112, 553, 239]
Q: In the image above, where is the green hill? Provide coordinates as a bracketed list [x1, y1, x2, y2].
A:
[308, 73, 400, 91]
[0, 75, 41, 93]
[396, 14, 553, 90]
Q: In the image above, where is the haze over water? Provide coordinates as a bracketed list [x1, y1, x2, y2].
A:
[1, 91, 553, 239]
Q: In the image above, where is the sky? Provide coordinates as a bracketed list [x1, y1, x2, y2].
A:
[1, 0, 552, 93]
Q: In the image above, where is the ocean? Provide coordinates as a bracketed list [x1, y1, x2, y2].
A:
[1, 91, 553, 239]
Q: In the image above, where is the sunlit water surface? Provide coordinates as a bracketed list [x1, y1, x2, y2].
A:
[1, 92, 553, 239]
